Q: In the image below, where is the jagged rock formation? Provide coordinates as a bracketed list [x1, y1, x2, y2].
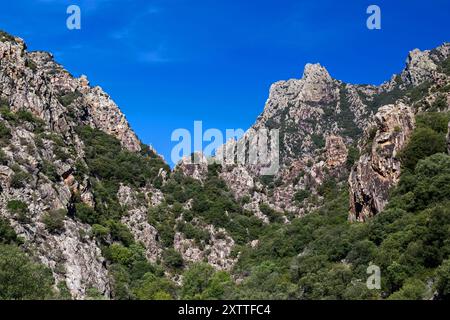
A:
[348, 103, 415, 221]
[176, 43, 450, 223]
[0, 37, 141, 152]
[349, 43, 450, 221]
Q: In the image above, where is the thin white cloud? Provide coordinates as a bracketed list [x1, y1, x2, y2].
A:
[138, 50, 170, 64]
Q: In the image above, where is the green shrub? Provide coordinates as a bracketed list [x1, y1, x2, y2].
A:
[181, 263, 216, 299]
[91, 224, 110, 240]
[53, 145, 70, 161]
[57, 91, 82, 107]
[0, 244, 55, 299]
[85, 287, 106, 300]
[346, 145, 360, 169]
[133, 272, 176, 300]
[0, 148, 8, 165]
[294, 189, 310, 203]
[407, 81, 431, 103]
[42, 209, 67, 233]
[76, 126, 169, 188]
[75, 203, 99, 225]
[105, 244, 134, 266]
[430, 95, 448, 111]
[162, 248, 184, 270]
[435, 259, 450, 299]
[10, 169, 31, 189]
[7, 200, 29, 224]
[106, 220, 134, 247]
[178, 222, 210, 245]
[311, 134, 325, 149]
[259, 203, 284, 223]
[317, 177, 338, 199]
[388, 279, 428, 300]
[41, 160, 60, 182]
[16, 110, 36, 123]
[0, 122, 11, 144]
[399, 127, 446, 171]
[0, 218, 18, 244]
[415, 112, 450, 133]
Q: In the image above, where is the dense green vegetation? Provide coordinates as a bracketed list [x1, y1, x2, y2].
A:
[42, 209, 67, 233]
[399, 112, 450, 170]
[0, 217, 55, 299]
[72, 126, 176, 299]
[336, 86, 363, 139]
[76, 126, 169, 188]
[0, 245, 55, 300]
[156, 164, 268, 246]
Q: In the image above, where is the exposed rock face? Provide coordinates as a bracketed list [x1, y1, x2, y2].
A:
[349, 103, 415, 222]
[118, 185, 161, 262]
[174, 224, 237, 271]
[0, 36, 141, 152]
[325, 135, 348, 169]
[175, 153, 209, 180]
[84, 87, 141, 152]
[35, 220, 110, 299]
[402, 49, 439, 86]
[213, 62, 377, 218]
[211, 43, 450, 222]
[0, 172, 110, 299]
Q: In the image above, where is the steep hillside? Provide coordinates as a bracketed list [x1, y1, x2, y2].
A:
[0, 31, 168, 299]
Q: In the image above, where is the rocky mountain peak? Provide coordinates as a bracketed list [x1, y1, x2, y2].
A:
[302, 63, 332, 84]
[402, 48, 438, 85]
[0, 31, 142, 153]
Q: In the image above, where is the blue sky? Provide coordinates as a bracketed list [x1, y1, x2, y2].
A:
[1, 0, 450, 165]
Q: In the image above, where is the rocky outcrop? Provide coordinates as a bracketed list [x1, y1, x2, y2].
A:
[117, 185, 162, 262]
[401, 49, 439, 86]
[174, 224, 237, 271]
[325, 135, 348, 169]
[0, 172, 110, 299]
[0, 35, 141, 152]
[174, 153, 209, 181]
[215, 63, 374, 218]
[33, 220, 110, 300]
[348, 103, 415, 222]
[83, 86, 141, 152]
